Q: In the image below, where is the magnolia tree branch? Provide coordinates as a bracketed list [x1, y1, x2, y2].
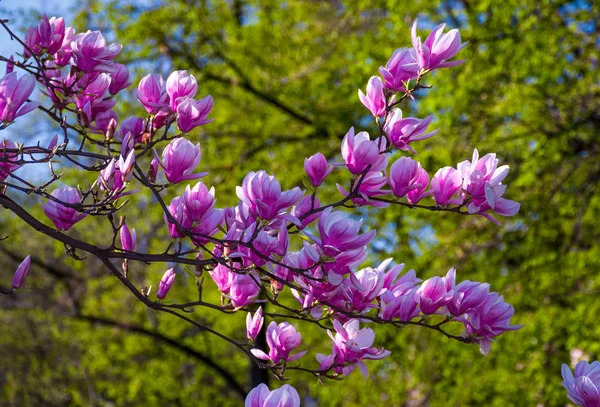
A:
[0, 13, 524, 404]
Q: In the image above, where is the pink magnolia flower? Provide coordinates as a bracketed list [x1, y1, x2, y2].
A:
[304, 152, 333, 187]
[54, 26, 75, 66]
[176, 95, 213, 133]
[245, 384, 300, 407]
[166, 70, 198, 110]
[411, 19, 466, 71]
[136, 74, 169, 114]
[70, 30, 122, 73]
[24, 15, 65, 56]
[406, 163, 430, 204]
[358, 76, 387, 118]
[155, 138, 207, 184]
[12, 255, 31, 289]
[458, 291, 523, 355]
[316, 207, 376, 258]
[229, 272, 261, 308]
[164, 196, 192, 239]
[93, 110, 117, 138]
[236, 170, 303, 221]
[384, 109, 437, 153]
[448, 280, 490, 316]
[387, 157, 428, 199]
[291, 195, 321, 229]
[183, 182, 216, 222]
[341, 127, 386, 174]
[251, 321, 306, 364]
[118, 116, 145, 142]
[562, 361, 600, 407]
[381, 288, 420, 322]
[0, 72, 39, 125]
[416, 268, 456, 315]
[431, 166, 463, 205]
[109, 63, 131, 95]
[209, 264, 234, 294]
[457, 149, 520, 223]
[343, 260, 388, 312]
[119, 222, 136, 252]
[378, 47, 420, 92]
[337, 169, 389, 208]
[0, 139, 22, 181]
[317, 319, 391, 377]
[246, 306, 264, 341]
[42, 186, 88, 231]
[157, 268, 176, 300]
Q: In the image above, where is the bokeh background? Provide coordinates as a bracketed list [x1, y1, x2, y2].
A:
[0, 0, 598, 406]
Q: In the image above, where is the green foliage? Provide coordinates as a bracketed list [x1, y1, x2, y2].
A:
[1, 0, 598, 406]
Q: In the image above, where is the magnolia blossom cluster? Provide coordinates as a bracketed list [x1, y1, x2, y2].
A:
[1, 15, 529, 407]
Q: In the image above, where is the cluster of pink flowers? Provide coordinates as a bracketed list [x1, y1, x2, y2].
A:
[562, 360, 600, 406]
[1, 15, 530, 406]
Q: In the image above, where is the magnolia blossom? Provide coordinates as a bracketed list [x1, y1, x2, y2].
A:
[562, 360, 600, 407]
[42, 186, 88, 231]
[12, 255, 31, 289]
[416, 268, 455, 315]
[384, 109, 437, 153]
[236, 170, 303, 221]
[229, 272, 261, 308]
[358, 76, 386, 118]
[245, 384, 300, 407]
[136, 73, 169, 114]
[119, 222, 136, 252]
[316, 207, 375, 263]
[176, 95, 213, 132]
[378, 47, 419, 91]
[387, 157, 427, 199]
[251, 321, 306, 364]
[109, 63, 131, 95]
[0, 139, 22, 180]
[24, 14, 65, 56]
[0, 72, 39, 125]
[458, 149, 520, 223]
[304, 152, 333, 187]
[157, 268, 176, 300]
[431, 166, 463, 205]
[70, 30, 122, 73]
[341, 127, 386, 174]
[209, 263, 234, 294]
[317, 319, 390, 377]
[411, 19, 465, 71]
[166, 70, 198, 110]
[246, 307, 264, 342]
[155, 138, 207, 184]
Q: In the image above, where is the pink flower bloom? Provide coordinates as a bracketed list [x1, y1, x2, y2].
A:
[380, 288, 419, 322]
[236, 170, 303, 221]
[316, 207, 376, 258]
[317, 319, 391, 377]
[70, 30, 122, 73]
[93, 110, 117, 138]
[387, 157, 428, 199]
[411, 19, 466, 71]
[54, 26, 75, 66]
[358, 76, 387, 118]
[416, 268, 456, 315]
[109, 63, 131, 95]
[245, 384, 300, 407]
[378, 47, 420, 92]
[337, 169, 389, 208]
[0, 139, 22, 181]
[24, 15, 65, 57]
[229, 272, 261, 308]
[251, 321, 306, 364]
[246, 306, 264, 341]
[136, 74, 169, 114]
[448, 280, 490, 316]
[74, 72, 111, 110]
[209, 264, 234, 294]
[155, 138, 207, 184]
[406, 163, 430, 204]
[0, 72, 39, 125]
[291, 195, 321, 229]
[42, 186, 88, 231]
[304, 152, 333, 187]
[118, 116, 145, 142]
[12, 255, 31, 289]
[119, 222, 136, 252]
[189, 208, 224, 246]
[176, 95, 213, 133]
[164, 196, 192, 239]
[341, 127, 386, 174]
[458, 291, 523, 355]
[343, 260, 388, 312]
[562, 361, 600, 407]
[157, 268, 176, 300]
[457, 149, 520, 224]
[183, 182, 216, 222]
[431, 166, 463, 205]
[384, 109, 437, 153]
[166, 70, 198, 110]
